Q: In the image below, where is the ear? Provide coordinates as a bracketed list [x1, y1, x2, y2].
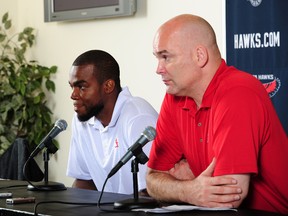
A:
[196, 46, 208, 68]
[103, 79, 115, 94]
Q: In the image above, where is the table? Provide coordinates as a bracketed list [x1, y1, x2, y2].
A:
[0, 180, 284, 216]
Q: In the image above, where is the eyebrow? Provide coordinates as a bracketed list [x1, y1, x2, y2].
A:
[153, 50, 169, 56]
[69, 80, 87, 86]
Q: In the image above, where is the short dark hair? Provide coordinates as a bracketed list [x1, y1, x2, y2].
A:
[73, 50, 121, 92]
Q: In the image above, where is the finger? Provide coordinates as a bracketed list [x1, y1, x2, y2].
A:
[211, 176, 238, 186]
[207, 201, 235, 208]
[212, 185, 242, 195]
[209, 193, 241, 205]
[201, 158, 216, 177]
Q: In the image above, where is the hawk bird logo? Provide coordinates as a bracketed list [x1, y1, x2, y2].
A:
[262, 78, 281, 98]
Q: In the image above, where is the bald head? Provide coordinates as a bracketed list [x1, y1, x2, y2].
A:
[154, 14, 221, 60]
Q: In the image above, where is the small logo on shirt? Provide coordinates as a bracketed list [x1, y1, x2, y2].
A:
[115, 138, 119, 148]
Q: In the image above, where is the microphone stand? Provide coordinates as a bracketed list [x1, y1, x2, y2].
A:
[27, 140, 66, 191]
[114, 157, 159, 210]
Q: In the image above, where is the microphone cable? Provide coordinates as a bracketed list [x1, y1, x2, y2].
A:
[33, 176, 115, 215]
[22, 156, 40, 190]
[33, 200, 99, 216]
[97, 176, 131, 212]
[97, 176, 119, 212]
[0, 184, 28, 190]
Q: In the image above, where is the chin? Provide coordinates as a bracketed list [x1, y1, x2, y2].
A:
[166, 88, 178, 96]
[77, 113, 92, 122]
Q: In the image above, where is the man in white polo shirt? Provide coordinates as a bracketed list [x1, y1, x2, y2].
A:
[67, 50, 158, 194]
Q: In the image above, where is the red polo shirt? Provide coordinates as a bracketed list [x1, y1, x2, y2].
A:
[148, 60, 288, 214]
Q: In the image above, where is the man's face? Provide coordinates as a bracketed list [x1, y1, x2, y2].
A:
[153, 28, 199, 97]
[69, 65, 104, 122]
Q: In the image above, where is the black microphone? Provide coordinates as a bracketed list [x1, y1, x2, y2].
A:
[29, 119, 68, 158]
[107, 126, 156, 179]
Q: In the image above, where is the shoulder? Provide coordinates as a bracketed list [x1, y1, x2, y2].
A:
[122, 96, 158, 118]
[119, 88, 158, 117]
[216, 66, 268, 101]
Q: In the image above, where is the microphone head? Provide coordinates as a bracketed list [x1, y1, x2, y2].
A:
[55, 119, 68, 131]
[143, 126, 156, 141]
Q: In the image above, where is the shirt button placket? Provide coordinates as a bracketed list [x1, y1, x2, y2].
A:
[198, 122, 203, 143]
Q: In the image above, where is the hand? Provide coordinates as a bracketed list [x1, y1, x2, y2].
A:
[181, 158, 242, 208]
[168, 159, 195, 180]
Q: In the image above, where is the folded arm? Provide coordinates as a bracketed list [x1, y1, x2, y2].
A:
[146, 158, 250, 208]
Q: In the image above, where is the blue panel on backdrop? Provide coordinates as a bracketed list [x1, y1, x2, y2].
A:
[226, 0, 288, 134]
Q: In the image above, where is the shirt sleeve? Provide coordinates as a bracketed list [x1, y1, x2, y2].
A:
[148, 94, 184, 171]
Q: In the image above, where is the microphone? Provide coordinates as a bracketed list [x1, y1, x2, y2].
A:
[108, 126, 156, 179]
[25, 119, 68, 191]
[29, 119, 68, 158]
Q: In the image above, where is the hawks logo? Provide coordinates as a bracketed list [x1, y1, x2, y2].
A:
[248, 0, 262, 7]
[262, 77, 281, 98]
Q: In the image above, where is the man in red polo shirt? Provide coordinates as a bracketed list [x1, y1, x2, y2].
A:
[146, 14, 288, 214]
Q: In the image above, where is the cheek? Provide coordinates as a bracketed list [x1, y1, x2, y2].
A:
[87, 89, 103, 104]
[80, 90, 96, 102]
[177, 65, 196, 85]
[164, 62, 178, 76]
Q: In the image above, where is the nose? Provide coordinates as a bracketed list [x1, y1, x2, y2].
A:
[70, 87, 79, 100]
[156, 60, 166, 75]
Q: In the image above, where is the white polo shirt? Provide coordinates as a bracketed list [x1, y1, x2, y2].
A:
[66, 87, 158, 194]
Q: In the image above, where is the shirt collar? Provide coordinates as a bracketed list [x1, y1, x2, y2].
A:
[109, 86, 131, 127]
[89, 86, 131, 129]
[178, 59, 227, 112]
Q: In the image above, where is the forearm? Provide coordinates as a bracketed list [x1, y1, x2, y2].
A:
[146, 166, 244, 208]
[146, 169, 189, 203]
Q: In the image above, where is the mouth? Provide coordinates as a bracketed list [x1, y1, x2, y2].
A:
[162, 79, 171, 85]
[73, 103, 83, 112]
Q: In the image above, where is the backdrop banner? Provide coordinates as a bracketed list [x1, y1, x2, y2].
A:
[226, 0, 288, 134]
